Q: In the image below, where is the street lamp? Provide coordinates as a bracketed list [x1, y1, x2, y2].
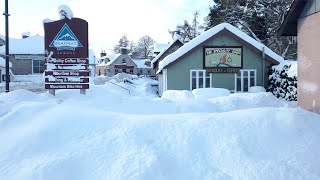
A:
[3, 0, 10, 92]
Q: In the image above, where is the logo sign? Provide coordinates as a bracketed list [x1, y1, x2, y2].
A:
[44, 18, 88, 58]
[49, 24, 83, 51]
[203, 46, 243, 73]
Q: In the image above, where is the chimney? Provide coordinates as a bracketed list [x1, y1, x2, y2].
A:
[100, 50, 107, 57]
[120, 47, 129, 55]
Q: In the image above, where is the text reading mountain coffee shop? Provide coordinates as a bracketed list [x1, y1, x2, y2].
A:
[44, 17, 89, 95]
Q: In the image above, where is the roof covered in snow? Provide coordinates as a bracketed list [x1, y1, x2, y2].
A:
[0, 57, 12, 68]
[98, 53, 121, 66]
[158, 23, 284, 73]
[106, 54, 121, 66]
[132, 59, 152, 69]
[0, 35, 44, 55]
[0, 35, 96, 62]
[151, 39, 183, 67]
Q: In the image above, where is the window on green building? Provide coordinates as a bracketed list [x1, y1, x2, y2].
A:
[235, 69, 256, 92]
[190, 70, 212, 90]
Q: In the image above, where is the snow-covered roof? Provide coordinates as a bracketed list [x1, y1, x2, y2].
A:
[0, 57, 12, 68]
[98, 53, 122, 66]
[132, 59, 152, 69]
[106, 54, 121, 65]
[0, 35, 44, 55]
[153, 43, 169, 53]
[151, 39, 183, 67]
[158, 23, 284, 73]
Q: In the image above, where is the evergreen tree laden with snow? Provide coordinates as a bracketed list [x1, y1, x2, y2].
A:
[169, 11, 204, 43]
[114, 34, 130, 53]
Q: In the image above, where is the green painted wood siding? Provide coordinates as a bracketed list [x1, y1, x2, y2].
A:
[166, 34, 271, 91]
[300, 0, 320, 18]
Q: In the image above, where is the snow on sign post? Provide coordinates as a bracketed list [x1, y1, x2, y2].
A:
[44, 12, 89, 95]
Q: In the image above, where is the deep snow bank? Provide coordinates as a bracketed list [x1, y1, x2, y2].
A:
[0, 78, 319, 180]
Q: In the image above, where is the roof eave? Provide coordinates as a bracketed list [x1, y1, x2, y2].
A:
[278, 0, 308, 36]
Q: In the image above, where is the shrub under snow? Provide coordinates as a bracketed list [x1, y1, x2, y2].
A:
[267, 60, 297, 101]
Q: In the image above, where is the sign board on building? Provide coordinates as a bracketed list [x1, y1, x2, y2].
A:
[203, 46, 243, 73]
[44, 17, 89, 92]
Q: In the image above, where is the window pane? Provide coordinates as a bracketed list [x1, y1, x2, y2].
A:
[237, 78, 241, 91]
[250, 77, 255, 86]
[39, 60, 45, 66]
[243, 77, 249, 92]
[33, 67, 39, 74]
[192, 78, 196, 90]
[40, 66, 46, 73]
[206, 77, 210, 88]
[250, 71, 255, 76]
[199, 78, 203, 88]
[206, 72, 210, 78]
[199, 71, 204, 78]
[243, 71, 248, 77]
[192, 71, 196, 78]
[33, 60, 39, 65]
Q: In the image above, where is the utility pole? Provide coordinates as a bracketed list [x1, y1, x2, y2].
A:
[3, 0, 10, 92]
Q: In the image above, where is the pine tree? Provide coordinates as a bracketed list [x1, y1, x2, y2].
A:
[169, 10, 204, 43]
[114, 34, 130, 53]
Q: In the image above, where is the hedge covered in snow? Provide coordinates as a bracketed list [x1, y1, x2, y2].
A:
[267, 61, 297, 101]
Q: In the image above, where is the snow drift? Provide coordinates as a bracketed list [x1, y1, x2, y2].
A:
[0, 77, 319, 180]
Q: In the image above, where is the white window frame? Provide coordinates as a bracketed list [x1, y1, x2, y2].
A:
[190, 70, 212, 91]
[234, 69, 257, 92]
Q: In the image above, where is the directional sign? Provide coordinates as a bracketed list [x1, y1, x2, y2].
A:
[45, 77, 89, 83]
[47, 58, 89, 64]
[45, 70, 90, 76]
[45, 84, 89, 89]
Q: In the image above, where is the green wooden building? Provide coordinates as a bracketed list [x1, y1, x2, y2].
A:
[156, 23, 284, 96]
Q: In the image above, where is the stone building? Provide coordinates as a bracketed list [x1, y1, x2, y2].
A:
[96, 48, 154, 77]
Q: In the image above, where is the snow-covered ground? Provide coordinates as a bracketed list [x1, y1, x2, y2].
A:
[0, 75, 320, 180]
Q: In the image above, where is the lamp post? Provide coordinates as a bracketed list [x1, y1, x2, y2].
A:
[3, 0, 10, 92]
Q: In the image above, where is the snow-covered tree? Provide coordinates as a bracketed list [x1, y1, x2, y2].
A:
[136, 35, 154, 59]
[114, 34, 130, 53]
[169, 11, 203, 43]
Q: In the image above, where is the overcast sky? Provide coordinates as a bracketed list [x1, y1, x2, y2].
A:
[0, 0, 212, 55]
